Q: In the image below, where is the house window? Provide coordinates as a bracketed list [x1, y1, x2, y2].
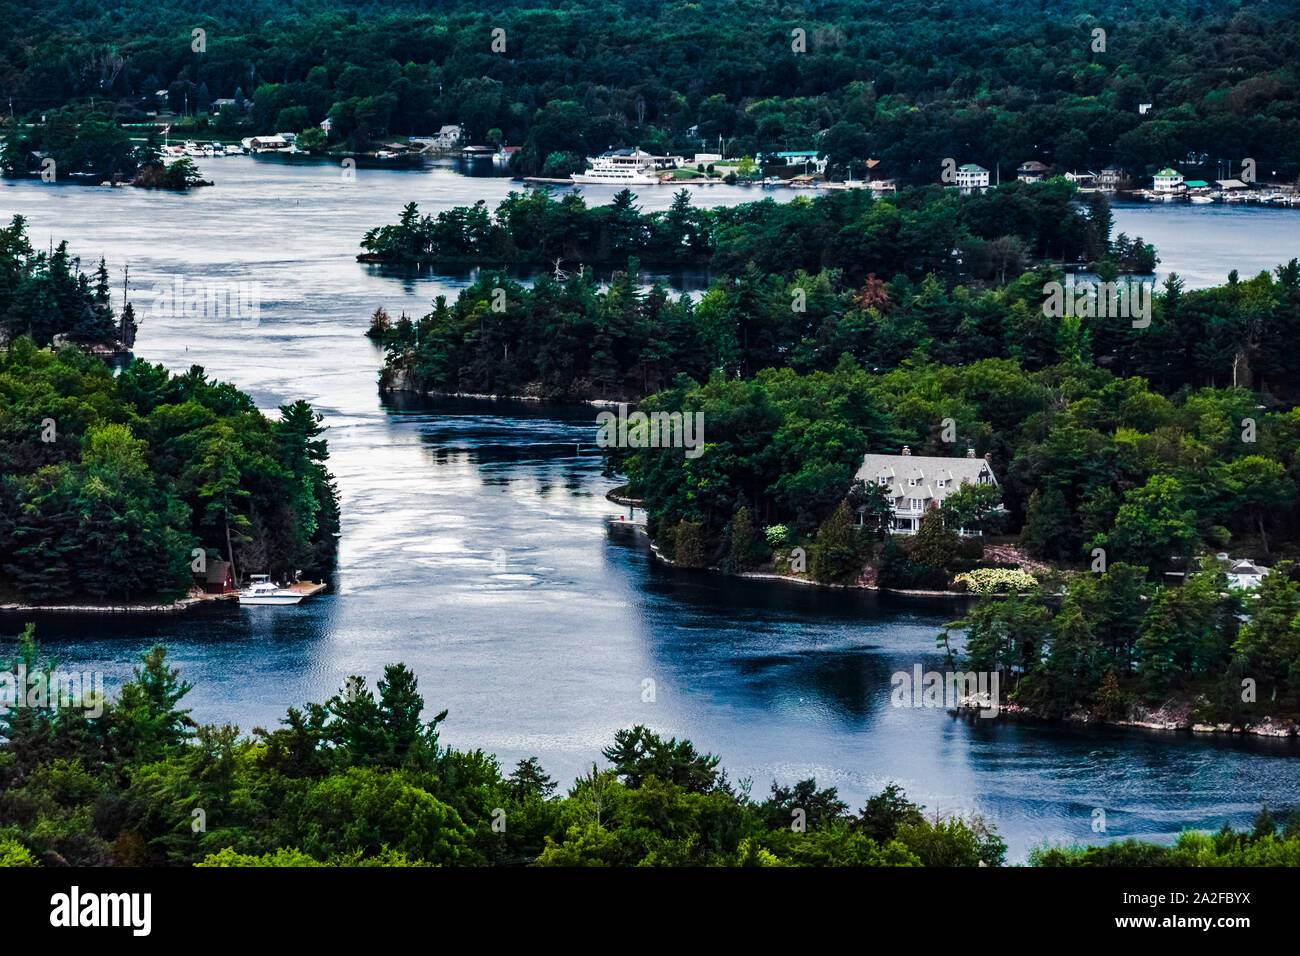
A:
[910, 498, 923, 511]
[878, 476, 888, 486]
[908, 478, 918, 486]
[936, 479, 946, 488]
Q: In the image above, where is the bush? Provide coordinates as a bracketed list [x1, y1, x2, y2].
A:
[809, 501, 863, 582]
[672, 519, 706, 568]
[0, 838, 38, 867]
[725, 507, 767, 571]
[950, 568, 1040, 594]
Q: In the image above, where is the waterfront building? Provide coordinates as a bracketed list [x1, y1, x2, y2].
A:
[853, 447, 999, 534]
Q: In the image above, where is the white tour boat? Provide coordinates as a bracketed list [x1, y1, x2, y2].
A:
[237, 574, 305, 605]
[570, 154, 659, 185]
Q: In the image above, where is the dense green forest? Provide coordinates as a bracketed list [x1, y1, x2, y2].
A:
[943, 557, 1300, 724]
[0, 341, 340, 603]
[615, 352, 1300, 568]
[364, 185, 1189, 401]
[0, 217, 339, 604]
[2, 0, 1298, 181]
[360, 182, 1144, 274]
[2, 632, 1295, 867]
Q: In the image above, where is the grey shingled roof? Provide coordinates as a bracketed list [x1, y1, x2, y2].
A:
[854, 452, 998, 509]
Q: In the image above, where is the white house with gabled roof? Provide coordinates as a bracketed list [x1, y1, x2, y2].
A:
[853, 446, 999, 534]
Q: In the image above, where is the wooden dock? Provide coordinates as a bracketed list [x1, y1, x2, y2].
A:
[287, 581, 328, 598]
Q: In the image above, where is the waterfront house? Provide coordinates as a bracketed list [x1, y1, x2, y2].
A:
[773, 150, 827, 175]
[1152, 167, 1185, 193]
[1016, 160, 1050, 183]
[1065, 170, 1098, 187]
[1096, 165, 1128, 190]
[853, 447, 999, 534]
[433, 125, 463, 148]
[244, 134, 289, 151]
[954, 163, 989, 194]
[1224, 557, 1269, 590]
[1216, 178, 1250, 199]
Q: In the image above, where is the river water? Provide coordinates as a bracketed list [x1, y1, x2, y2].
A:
[3, 158, 1300, 861]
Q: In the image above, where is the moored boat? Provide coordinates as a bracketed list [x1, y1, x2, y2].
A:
[237, 574, 306, 605]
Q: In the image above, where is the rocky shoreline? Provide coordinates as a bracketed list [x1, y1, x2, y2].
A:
[956, 698, 1300, 739]
[637, 523, 976, 597]
[1, 597, 205, 615]
[379, 370, 626, 407]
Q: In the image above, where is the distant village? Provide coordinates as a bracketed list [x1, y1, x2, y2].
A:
[179, 119, 1300, 205]
[6, 81, 1296, 205]
[98, 89, 1294, 202]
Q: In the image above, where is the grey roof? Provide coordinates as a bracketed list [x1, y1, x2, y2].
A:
[854, 452, 997, 510]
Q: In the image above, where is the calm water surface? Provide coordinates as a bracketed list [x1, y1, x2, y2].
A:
[4, 159, 1300, 861]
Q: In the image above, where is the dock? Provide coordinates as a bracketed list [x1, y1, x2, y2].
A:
[286, 581, 329, 598]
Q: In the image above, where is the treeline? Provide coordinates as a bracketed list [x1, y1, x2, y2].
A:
[946, 558, 1300, 724]
[1, 634, 1289, 868]
[0, 341, 339, 604]
[4, 0, 1300, 182]
[0, 116, 209, 188]
[0, 215, 132, 348]
[365, 247, 1300, 420]
[360, 182, 1122, 276]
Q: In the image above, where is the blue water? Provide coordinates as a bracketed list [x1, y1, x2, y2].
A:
[4, 159, 1300, 861]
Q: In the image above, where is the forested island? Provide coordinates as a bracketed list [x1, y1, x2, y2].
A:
[361, 178, 1300, 735]
[363, 184, 1159, 398]
[359, 184, 1153, 274]
[0, 118, 210, 189]
[3, 0, 1299, 185]
[0, 217, 338, 606]
[3, 635, 1297, 868]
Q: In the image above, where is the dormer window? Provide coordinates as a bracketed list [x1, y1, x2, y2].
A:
[908, 477, 918, 486]
[878, 476, 889, 486]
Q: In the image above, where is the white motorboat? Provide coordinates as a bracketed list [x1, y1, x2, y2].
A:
[237, 574, 305, 605]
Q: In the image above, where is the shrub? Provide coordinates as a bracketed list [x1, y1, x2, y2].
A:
[950, 568, 1040, 594]
[672, 520, 706, 568]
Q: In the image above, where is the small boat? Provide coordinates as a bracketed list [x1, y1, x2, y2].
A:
[237, 574, 305, 605]
[1189, 195, 1213, 204]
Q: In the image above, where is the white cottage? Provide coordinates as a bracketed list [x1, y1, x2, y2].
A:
[1226, 558, 1269, 590]
[853, 447, 999, 534]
